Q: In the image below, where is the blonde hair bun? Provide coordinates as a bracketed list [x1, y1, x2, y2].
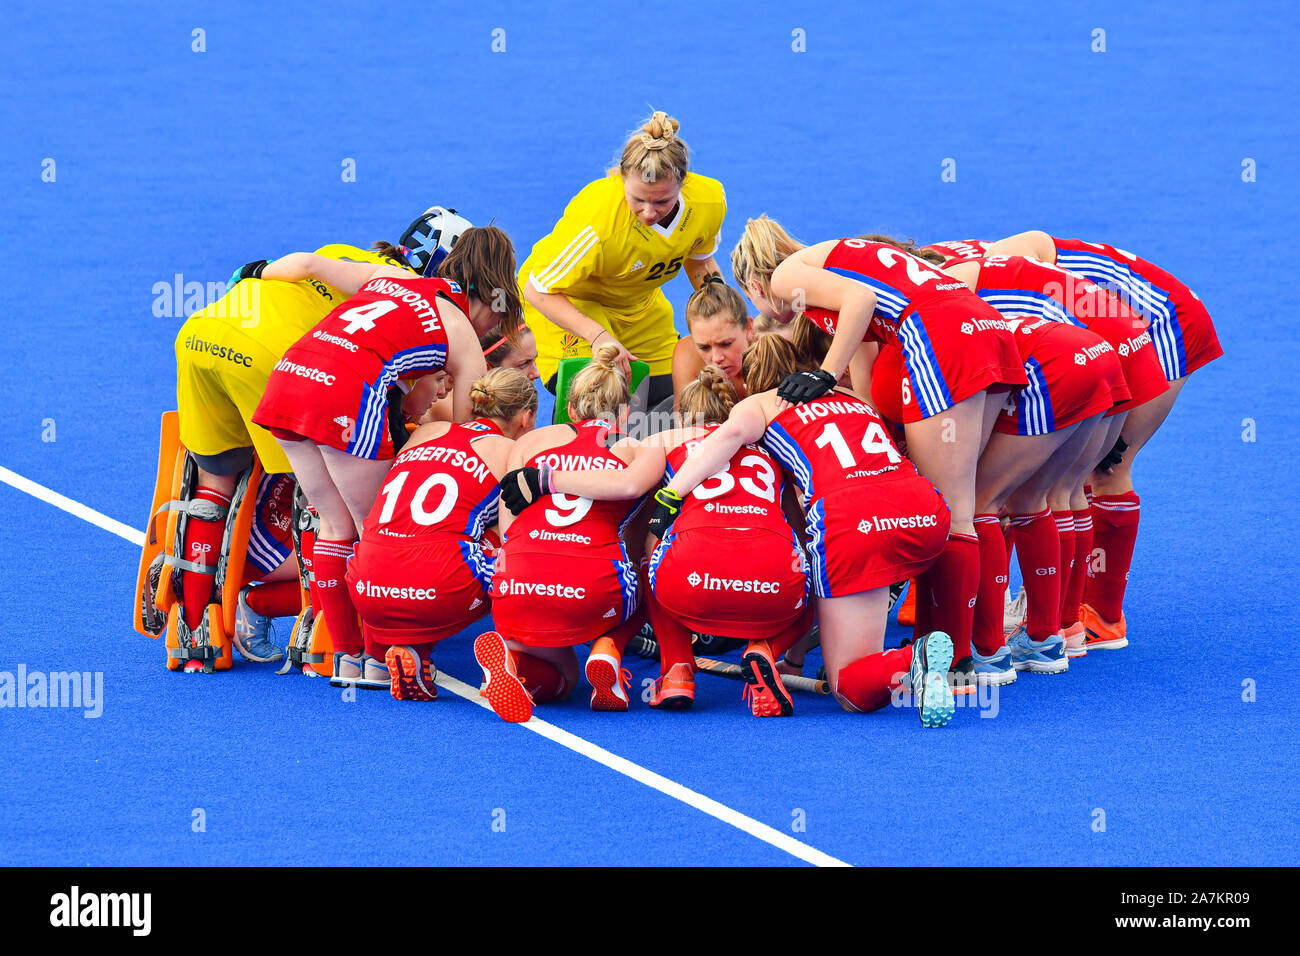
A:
[640, 111, 680, 150]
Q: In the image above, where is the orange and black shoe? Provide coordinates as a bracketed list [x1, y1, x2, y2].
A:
[586, 637, 631, 712]
[648, 662, 695, 710]
[1080, 604, 1128, 650]
[473, 631, 534, 723]
[949, 656, 978, 697]
[385, 645, 438, 701]
[742, 640, 793, 717]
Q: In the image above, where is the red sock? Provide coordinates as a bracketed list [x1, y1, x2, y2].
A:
[512, 651, 569, 703]
[245, 580, 302, 618]
[972, 514, 1008, 657]
[913, 532, 979, 661]
[1086, 492, 1140, 622]
[836, 646, 913, 712]
[300, 514, 318, 613]
[312, 537, 363, 655]
[645, 596, 695, 674]
[181, 487, 231, 629]
[770, 604, 816, 660]
[911, 573, 934, 638]
[604, 603, 646, 656]
[1064, 510, 1093, 626]
[1053, 510, 1076, 628]
[1010, 509, 1060, 639]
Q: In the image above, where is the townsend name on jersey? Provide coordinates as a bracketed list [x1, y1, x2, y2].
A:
[363, 278, 444, 333]
[396, 443, 492, 483]
[535, 452, 623, 470]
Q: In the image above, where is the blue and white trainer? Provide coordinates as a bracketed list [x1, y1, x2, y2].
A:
[1007, 627, 1069, 674]
[972, 644, 1018, 685]
[908, 631, 956, 728]
[233, 585, 284, 663]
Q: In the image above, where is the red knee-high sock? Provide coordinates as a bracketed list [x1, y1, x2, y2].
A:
[512, 651, 569, 703]
[913, 532, 979, 662]
[300, 512, 318, 612]
[911, 573, 934, 638]
[769, 604, 816, 660]
[1086, 492, 1140, 622]
[181, 487, 231, 628]
[1053, 510, 1076, 628]
[312, 537, 363, 655]
[645, 596, 695, 675]
[972, 514, 1008, 657]
[1064, 509, 1093, 626]
[1010, 509, 1060, 639]
[246, 579, 302, 618]
[604, 602, 646, 656]
[836, 647, 913, 712]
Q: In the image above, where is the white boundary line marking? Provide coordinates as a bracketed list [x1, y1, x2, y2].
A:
[0, 466, 145, 546]
[435, 673, 849, 867]
[0, 463, 850, 868]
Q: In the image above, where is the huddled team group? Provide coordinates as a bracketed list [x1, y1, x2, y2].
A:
[136, 111, 1222, 728]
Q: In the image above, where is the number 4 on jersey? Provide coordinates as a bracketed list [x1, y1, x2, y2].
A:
[339, 299, 398, 334]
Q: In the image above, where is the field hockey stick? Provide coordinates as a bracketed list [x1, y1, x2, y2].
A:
[692, 655, 830, 696]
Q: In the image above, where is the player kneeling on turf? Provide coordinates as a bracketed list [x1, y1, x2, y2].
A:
[508, 352, 814, 716]
[663, 334, 955, 726]
[475, 344, 663, 722]
[345, 368, 536, 699]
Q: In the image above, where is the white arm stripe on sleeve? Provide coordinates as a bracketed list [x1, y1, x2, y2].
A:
[535, 226, 599, 290]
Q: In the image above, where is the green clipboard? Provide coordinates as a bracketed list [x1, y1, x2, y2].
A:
[552, 356, 650, 425]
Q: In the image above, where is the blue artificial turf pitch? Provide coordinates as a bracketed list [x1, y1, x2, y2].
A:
[0, 1, 1297, 865]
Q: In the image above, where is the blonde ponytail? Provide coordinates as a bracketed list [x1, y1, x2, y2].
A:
[731, 215, 805, 305]
[569, 342, 630, 422]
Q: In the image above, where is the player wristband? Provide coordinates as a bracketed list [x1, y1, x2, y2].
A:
[647, 488, 683, 540]
[227, 258, 272, 290]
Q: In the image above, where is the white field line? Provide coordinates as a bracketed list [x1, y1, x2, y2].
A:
[0, 463, 850, 867]
[0, 466, 145, 546]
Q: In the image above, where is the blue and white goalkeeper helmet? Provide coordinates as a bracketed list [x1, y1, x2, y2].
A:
[399, 206, 473, 276]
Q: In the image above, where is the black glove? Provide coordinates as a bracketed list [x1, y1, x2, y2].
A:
[386, 387, 411, 454]
[500, 464, 552, 515]
[646, 488, 684, 540]
[777, 368, 836, 404]
[1094, 436, 1129, 474]
[227, 259, 271, 290]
